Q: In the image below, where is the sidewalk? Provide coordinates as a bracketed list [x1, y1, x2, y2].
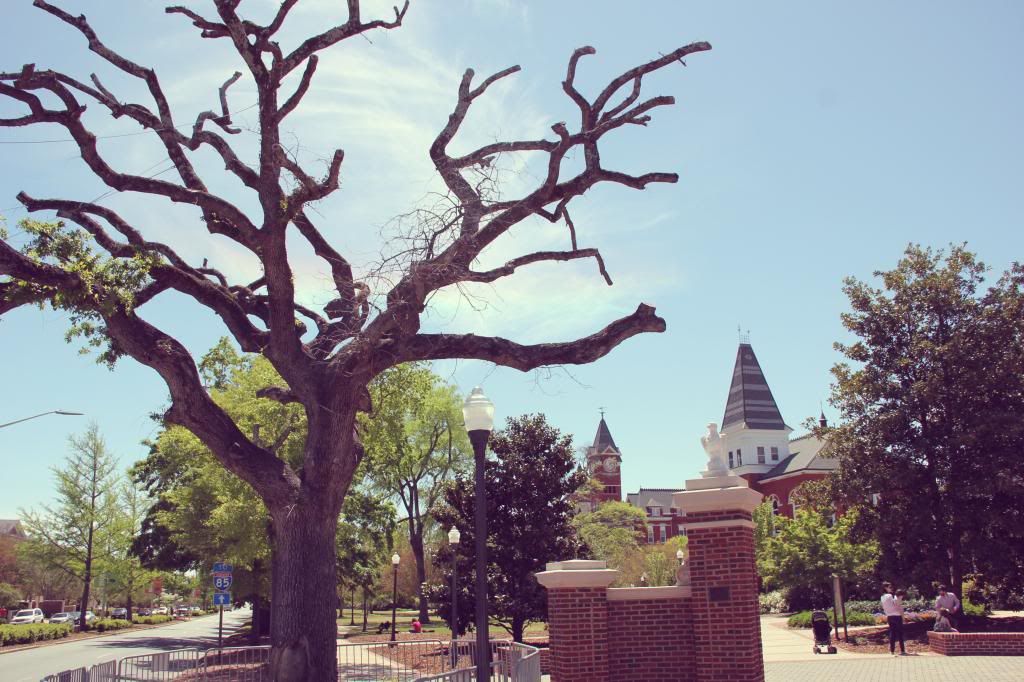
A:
[759, 614, 892, 663]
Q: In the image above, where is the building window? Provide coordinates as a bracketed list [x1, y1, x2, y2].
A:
[768, 494, 781, 514]
[660, 525, 667, 542]
[647, 527, 654, 543]
[770, 446, 779, 462]
[757, 446, 766, 464]
[679, 527, 687, 537]
[736, 449, 743, 466]
[669, 507, 678, 516]
[651, 506, 661, 517]
[728, 451, 734, 468]
[790, 497, 798, 516]
[605, 485, 619, 496]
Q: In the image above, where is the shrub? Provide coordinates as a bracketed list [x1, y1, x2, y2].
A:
[0, 623, 73, 646]
[93, 618, 132, 633]
[962, 598, 988, 617]
[787, 609, 876, 628]
[759, 591, 788, 614]
[132, 615, 173, 625]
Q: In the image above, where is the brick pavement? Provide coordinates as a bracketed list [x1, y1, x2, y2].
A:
[765, 655, 1024, 681]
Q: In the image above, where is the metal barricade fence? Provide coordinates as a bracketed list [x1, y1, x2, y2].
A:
[412, 640, 541, 682]
[338, 639, 449, 681]
[40, 639, 539, 682]
[88, 660, 119, 682]
[40, 667, 87, 682]
[201, 645, 271, 680]
[117, 648, 205, 680]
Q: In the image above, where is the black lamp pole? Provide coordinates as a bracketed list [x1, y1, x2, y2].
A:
[390, 554, 400, 643]
[469, 428, 490, 682]
[449, 525, 461, 668]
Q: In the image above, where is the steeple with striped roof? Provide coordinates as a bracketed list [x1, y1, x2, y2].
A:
[722, 343, 787, 431]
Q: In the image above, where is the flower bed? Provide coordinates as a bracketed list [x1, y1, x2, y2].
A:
[786, 609, 877, 628]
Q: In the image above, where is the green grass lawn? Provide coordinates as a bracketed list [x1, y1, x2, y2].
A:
[337, 610, 547, 640]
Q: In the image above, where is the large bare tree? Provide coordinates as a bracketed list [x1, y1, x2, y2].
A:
[0, 1, 709, 677]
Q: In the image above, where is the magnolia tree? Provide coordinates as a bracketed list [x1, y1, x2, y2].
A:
[0, 2, 709, 677]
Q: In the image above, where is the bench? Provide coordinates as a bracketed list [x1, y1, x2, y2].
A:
[927, 631, 1024, 656]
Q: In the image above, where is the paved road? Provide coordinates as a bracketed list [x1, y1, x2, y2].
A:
[1, 607, 251, 682]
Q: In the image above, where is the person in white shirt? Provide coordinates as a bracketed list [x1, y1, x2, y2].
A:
[935, 585, 962, 627]
[880, 582, 906, 655]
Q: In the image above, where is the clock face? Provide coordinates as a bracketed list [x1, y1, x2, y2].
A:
[603, 457, 619, 473]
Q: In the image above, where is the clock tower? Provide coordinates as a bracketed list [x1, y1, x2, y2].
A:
[585, 413, 622, 505]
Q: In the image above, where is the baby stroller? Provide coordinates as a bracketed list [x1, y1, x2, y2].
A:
[811, 610, 837, 654]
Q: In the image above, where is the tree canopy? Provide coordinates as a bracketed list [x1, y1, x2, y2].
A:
[825, 245, 1024, 597]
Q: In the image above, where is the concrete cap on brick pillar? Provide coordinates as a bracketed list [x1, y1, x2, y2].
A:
[535, 559, 620, 589]
[673, 472, 763, 517]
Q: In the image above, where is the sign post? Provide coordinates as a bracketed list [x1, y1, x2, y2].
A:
[212, 563, 233, 649]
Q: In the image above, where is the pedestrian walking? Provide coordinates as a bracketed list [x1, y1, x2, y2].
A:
[935, 585, 962, 627]
[880, 581, 907, 655]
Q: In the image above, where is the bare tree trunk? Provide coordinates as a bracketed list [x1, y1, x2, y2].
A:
[269, 501, 339, 682]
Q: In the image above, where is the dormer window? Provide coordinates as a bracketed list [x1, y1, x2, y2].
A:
[770, 446, 779, 462]
[651, 506, 662, 517]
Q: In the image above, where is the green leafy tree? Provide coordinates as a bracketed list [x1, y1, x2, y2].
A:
[573, 501, 648, 574]
[432, 414, 585, 641]
[758, 507, 877, 610]
[827, 245, 1024, 596]
[106, 482, 157, 619]
[361, 363, 470, 623]
[21, 424, 121, 630]
[0, 582, 22, 610]
[0, 2, 709, 673]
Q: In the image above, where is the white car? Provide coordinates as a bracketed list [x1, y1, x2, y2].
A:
[10, 608, 44, 624]
[152, 606, 169, 615]
[48, 612, 73, 624]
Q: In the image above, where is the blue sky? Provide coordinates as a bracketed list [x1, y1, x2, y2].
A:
[1, 1, 1022, 518]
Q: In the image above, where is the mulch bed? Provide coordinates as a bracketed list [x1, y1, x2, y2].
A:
[834, 616, 1024, 655]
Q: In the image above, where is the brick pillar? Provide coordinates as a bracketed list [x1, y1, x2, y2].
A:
[674, 473, 764, 682]
[535, 560, 618, 682]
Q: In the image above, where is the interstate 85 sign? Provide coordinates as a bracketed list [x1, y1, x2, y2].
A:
[212, 562, 233, 592]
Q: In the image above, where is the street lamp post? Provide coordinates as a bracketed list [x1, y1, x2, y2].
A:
[676, 548, 685, 566]
[0, 410, 83, 429]
[640, 572, 648, 587]
[448, 525, 461, 667]
[390, 553, 400, 643]
[462, 387, 494, 682]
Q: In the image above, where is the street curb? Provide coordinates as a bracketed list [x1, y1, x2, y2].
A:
[0, 613, 219, 656]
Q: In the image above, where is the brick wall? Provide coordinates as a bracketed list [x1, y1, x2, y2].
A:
[607, 596, 695, 682]
[546, 587, 610, 682]
[928, 631, 1024, 656]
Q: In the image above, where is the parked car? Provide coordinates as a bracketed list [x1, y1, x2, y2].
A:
[10, 608, 44, 624]
[111, 607, 128, 620]
[137, 607, 152, 616]
[152, 606, 169, 615]
[48, 612, 73, 624]
[173, 605, 190, 617]
[73, 611, 96, 626]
